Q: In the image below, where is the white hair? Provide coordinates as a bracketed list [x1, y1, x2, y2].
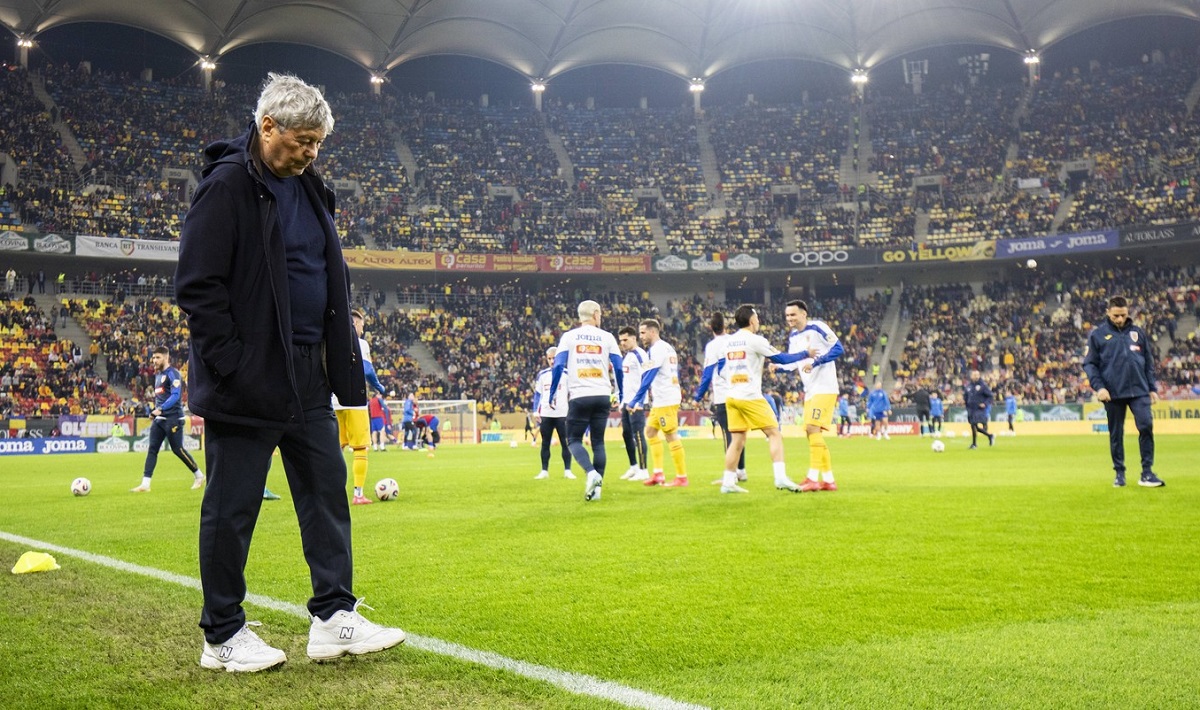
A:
[577, 300, 601, 322]
[254, 72, 334, 135]
[545, 346, 556, 357]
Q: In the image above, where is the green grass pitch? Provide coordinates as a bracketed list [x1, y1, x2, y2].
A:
[2, 433, 1199, 708]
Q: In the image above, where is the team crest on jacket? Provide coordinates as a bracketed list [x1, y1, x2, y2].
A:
[1130, 332, 1138, 342]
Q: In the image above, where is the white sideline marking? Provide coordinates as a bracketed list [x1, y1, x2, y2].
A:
[1, 530, 708, 710]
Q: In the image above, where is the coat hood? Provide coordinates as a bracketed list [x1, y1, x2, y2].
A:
[200, 123, 255, 178]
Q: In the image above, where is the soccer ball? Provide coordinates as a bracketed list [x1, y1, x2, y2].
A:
[71, 477, 91, 496]
[510, 439, 518, 448]
[1026, 258, 1037, 268]
[931, 440, 946, 453]
[374, 478, 399, 501]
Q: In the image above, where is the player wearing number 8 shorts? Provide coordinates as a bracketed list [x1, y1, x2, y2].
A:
[627, 319, 687, 487]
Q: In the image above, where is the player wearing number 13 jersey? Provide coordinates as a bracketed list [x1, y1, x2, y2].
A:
[776, 300, 844, 492]
[548, 300, 624, 502]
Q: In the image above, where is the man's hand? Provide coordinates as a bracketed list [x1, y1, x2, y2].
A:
[807, 346, 820, 358]
[151, 408, 162, 417]
[1096, 388, 1111, 402]
[801, 363, 813, 374]
[1150, 391, 1159, 404]
[768, 363, 779, 372]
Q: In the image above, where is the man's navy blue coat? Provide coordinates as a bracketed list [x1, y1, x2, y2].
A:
[1083, 317, 1157, 400]
[175, 124, 366, 428]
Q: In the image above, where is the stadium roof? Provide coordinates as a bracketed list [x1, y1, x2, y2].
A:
[3, 0, 1197, 81]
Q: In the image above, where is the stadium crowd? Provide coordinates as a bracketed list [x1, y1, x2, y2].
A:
[3, 56, 1200, 255]
[895, 262, 1200, 405]
[0, 295, 123, 417]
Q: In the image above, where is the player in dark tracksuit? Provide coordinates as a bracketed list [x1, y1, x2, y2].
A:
[132, 346, 201, 491]
[963, 370, 994, 449]
[1082, 295, 1164, 488]
[906, 387, 932, 436]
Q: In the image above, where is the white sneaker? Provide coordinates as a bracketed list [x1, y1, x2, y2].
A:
[629, 469, 650, 482]
[584, 471, 603, 501]
[720, 484, 750, 494]
[774, 478, 802, 492]
[200, 623, 286, 673]
[736, 470, 748, 482]
[307, 601, 406, 660]
[130, 484, 150, 492]
[883, 433, 891, 440]
[619, 465, 638, 480]
[534, 471, 549, 480]
[191, 475, 206, 490]
[563, 470, 576, 480]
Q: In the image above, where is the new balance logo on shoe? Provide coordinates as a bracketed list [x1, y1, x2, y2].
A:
[200, 623, 287, 673]
[306, 603, 406, 661]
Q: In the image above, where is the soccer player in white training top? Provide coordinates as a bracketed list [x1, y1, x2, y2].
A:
[774, 299, 844, 492]
[617, 326, 650, 481]
[717, 304, 809, 494]
[628, 318, 688, 487]
[532, 346, 575, 480]
[548, 300, 624, 502]
[693, 311, 745, 484]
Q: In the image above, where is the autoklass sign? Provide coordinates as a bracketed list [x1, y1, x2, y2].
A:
[1121, 222, 1200, 246]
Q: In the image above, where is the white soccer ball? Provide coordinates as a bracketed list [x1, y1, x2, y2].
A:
[374, 478, 399, 501]
[1026, 258, 1037, 268]
[931, 440, 946, 453]
[510, 440, 519, 448]
[71, 477, 91, 496]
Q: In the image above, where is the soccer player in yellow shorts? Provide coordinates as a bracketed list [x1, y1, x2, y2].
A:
[716, 305, 810, 493]
[776, 300, 844, 492]
[628, 319, 689, 487]
[335, 310, 387, 505]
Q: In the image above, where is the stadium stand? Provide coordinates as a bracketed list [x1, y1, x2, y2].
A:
[896, 263, 1199, 405]
[0, 295, 123, 416]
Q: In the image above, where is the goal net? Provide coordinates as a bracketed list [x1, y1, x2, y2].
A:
[389, 399, 478, 445]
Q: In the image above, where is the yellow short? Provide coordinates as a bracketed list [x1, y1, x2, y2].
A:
[725, 397, 778, 433]
[336, 408, 370, 449]
[647, 405, 680, 434]
[803, 393, 837, 431]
